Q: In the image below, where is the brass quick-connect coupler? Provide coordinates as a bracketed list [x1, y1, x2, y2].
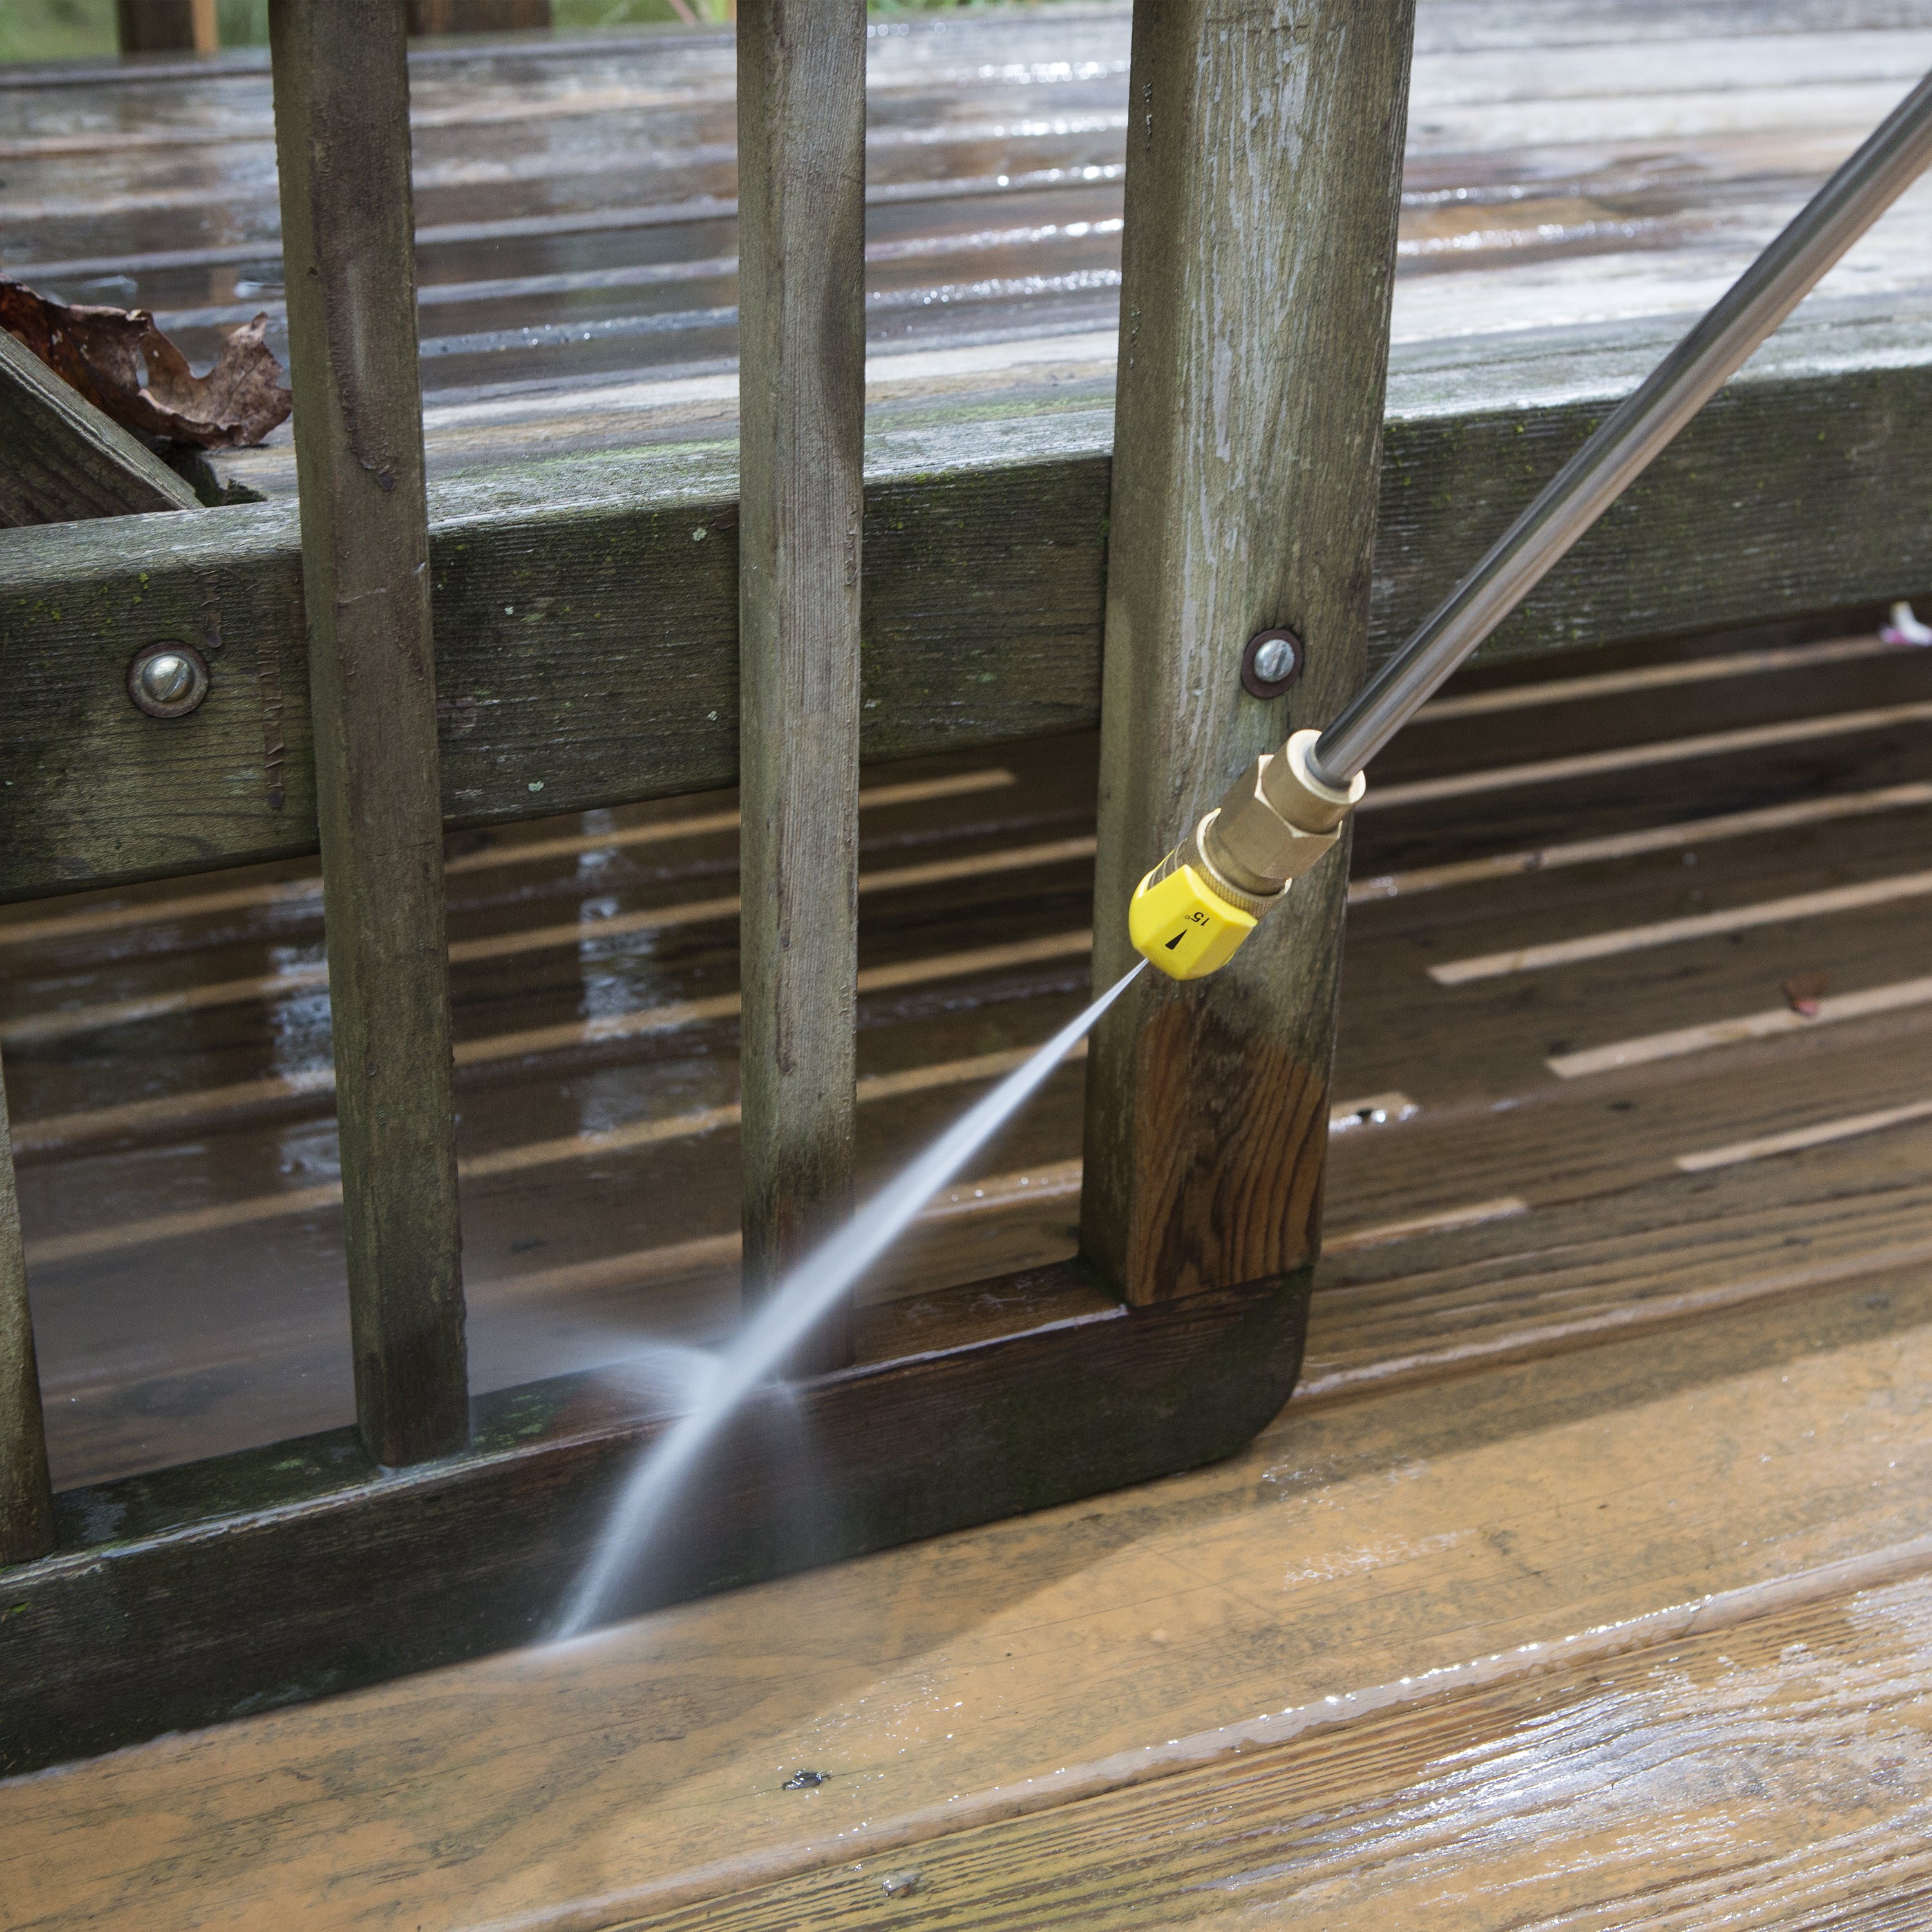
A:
[1130, 730, 1367, 980]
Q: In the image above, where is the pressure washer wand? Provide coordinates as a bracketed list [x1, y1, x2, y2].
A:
[1132, 67, 1932, 981]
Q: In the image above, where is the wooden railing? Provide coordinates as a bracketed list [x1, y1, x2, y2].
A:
[4, 0, 1931, 1774]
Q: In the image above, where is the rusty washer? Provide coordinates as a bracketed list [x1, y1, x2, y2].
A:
[1240, 627, 1303, 700]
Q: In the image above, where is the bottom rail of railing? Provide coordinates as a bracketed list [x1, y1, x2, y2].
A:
[0, 1264, 1311, 1777]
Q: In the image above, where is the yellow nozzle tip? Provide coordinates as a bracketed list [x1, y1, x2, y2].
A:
[1130, 859, 1257, 980]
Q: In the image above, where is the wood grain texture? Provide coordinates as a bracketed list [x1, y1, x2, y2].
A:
[0, 1049, 52, 1567]
[6, 305, 1932, 904]
[269, 0, 468, 1466]
[1081, 0, 1417, 1303]
[621, 1571, 1932, 1931]
[0, 329, 200, 529]
[3, 1241, 1927, 1928]
[0, 1269, 1309, 1774]
[735, 0, 866, 1370]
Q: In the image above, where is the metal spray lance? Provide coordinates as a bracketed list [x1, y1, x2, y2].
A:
[1130, 67, 1932, 981]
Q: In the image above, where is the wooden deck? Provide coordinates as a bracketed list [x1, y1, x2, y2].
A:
[5, 1, 1932, 1920]
[5, 0, 1932, 493]
[5, 612, 1932, 1921]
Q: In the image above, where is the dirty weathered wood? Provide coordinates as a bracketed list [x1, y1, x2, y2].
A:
[0, 1268, 1307, 1775]
[115, 0, 217, 53]
[1081, 0, 1417, 1304]
[6, 311, 1932, 904]
[735, 0, 866, 1372]
[0, 1052, 53, 1568]
[0, 330, 201, 529]
[269, 0, 468, 1466]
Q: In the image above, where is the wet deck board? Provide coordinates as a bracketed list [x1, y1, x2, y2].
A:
[3, 1164, 1929, 1927]
[3, 628, 1931, 1920]
[7, 617, 1931, 1492]
[2, 0, 1931, 488]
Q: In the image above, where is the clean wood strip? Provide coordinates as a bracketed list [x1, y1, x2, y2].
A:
[8, 933, 1094, 1159]
[0, 770, 1018, 950]
[1301, 1234, 1932, 1408]
[0, 838, 1098, 1047]
[1361, 699, 1932, 811]
[0, 1048, 52, 1564]
[478, 1160, 1088, 1305]
[1430, 867, 1932, 985]
[0, 328, 200, 527]
[1083, 0, 1416, 1306]
[20, 1040, 1092, 1269]
[443, 837, 1096, 967]
[1412, 632, 1901, 720]
[0, 963, 332, 1048]
[481, 1142, 1494, 1309]
[442, 770, 1014, 878]
[269, 0, 467, 1464]
[0, 878, 327, 951]
[1349, 781, 1932, 904]
[1550, 972, 1932, 1077]
[1323, 1196, 1528, 1255]
[1676, 1097, 1932, 1173]
[735, 0, 868, 1372]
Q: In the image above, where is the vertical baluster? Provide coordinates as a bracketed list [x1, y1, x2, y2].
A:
[735, 0, 867, 1373]
[269, 0, 468, 1463]
[0, 1052, 53, 1566]
[1082, 0, 1417, 1303]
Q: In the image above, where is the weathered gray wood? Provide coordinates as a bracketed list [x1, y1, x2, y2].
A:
[270, 0, 468, 1466]
[1081, 0, 1416, 1305]
[0, 330, 201, 530]
[115, 0, 218, 52]
[735, 0, 866, 1372]
[5, 303, 1932, 905]
[0, 1052, 53, 1568]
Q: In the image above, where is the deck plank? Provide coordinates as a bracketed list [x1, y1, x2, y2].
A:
[3, 1226, 1928, 1927]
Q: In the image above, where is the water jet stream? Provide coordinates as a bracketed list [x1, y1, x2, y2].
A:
[551, 960, 1147, 1639]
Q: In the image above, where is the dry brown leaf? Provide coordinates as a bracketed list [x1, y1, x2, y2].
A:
[0, 278, 291, 449]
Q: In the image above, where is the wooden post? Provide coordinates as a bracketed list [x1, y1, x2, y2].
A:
[0, 329, 200, 528]
[735, 0, 866, 1374]
[1081, 0, 1417, 1305]
[0, 1053, 55, 1567]
[270, 0, 468, 1463]
[116, 0, 218, 52]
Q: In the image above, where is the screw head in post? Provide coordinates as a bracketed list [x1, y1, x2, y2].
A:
[128, 641, 211, 719]
[1240, 627, 1303, 700]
